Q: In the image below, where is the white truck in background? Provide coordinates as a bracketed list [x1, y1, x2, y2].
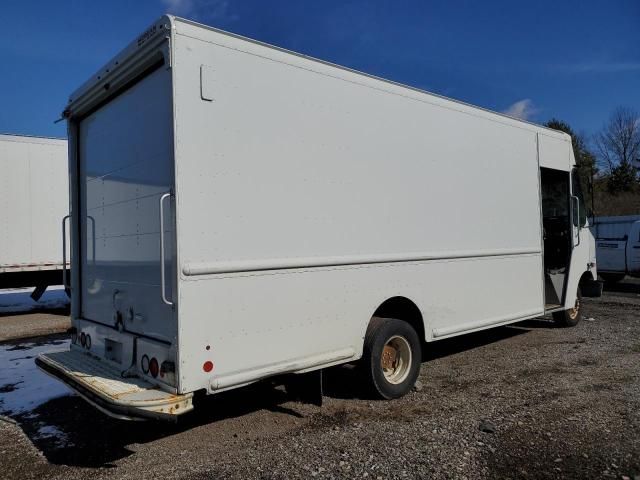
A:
[37, 16, 601, 421]
[0, 134, 70, 300]
[592, 215, 640, 283]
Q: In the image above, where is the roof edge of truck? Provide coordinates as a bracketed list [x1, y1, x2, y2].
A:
[65, 15, 174, 115]
[64, 14, 571, 143]
[0, 133, 67, 144]
[172, 15, 570, 141]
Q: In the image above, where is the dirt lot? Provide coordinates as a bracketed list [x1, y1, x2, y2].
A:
[0, 281, 638, 480]
[0, 287, 70, 341]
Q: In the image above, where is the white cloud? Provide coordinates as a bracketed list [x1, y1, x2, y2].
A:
[162, 0, 193, 15]
[503, 99, 538, 121]
[161, 0, 237, 22]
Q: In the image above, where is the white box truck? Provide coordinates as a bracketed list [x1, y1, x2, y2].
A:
[0, 134, 69, 300]
[592, 215, 640, 282]
[37, 16, 602, 421]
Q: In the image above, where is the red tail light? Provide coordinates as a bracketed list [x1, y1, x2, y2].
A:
[149, 357, 159, 378]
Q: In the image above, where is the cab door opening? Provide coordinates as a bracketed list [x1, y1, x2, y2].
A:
[540, 167, 572, 308]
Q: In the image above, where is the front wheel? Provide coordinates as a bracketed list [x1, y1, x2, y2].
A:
[361, 317, 421, 399]
[552, 287, 582, 327]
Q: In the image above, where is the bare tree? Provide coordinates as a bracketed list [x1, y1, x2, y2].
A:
[595, 106, 640, 170]
[595, 107, 640, 192]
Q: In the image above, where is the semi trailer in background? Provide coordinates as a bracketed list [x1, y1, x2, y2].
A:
[0, 134, 69, 300]
[592, 215, 640, 282]
[38, 16, 601, 421]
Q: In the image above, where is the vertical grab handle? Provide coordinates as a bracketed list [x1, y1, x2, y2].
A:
[571, 195, 581, 248]
[159, 193, 173, 306]
[62, 215, 70, 290]
[87, 215, 96, 265]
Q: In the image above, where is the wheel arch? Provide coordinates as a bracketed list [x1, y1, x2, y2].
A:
[370, 296, 427, 343]
[580, 269, 597, 283]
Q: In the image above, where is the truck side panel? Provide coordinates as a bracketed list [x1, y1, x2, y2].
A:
[171, 24, 545, 393]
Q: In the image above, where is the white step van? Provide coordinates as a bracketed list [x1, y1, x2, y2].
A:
[37, 16, 601, 420]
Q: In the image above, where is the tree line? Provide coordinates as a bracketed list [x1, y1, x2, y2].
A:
[545, 106, 640, 217]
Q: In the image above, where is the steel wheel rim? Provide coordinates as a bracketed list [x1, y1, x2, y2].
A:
[568, 297, 580, 320]
[381, 335, 412, 384]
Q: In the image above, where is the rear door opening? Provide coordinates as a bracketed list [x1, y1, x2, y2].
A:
[78, 64, 176, 343]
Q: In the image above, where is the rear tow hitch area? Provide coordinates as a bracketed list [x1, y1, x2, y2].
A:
[36, 349, 193, 421]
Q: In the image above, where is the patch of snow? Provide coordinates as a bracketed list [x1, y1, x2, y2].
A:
[0, 340, 72, 416]
[0, 286, 69, 313]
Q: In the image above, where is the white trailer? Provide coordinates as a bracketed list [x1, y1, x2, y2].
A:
[0, 134, 69, 300]
[592, 215, 640, 282]
[37, 16, 601, 420]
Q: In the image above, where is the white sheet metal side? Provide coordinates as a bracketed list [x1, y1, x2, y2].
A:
[170, 16, 570, 142]
[0, 134, 69, 273]
[170, 23, 548, 393]
[538, 131, 573, 171]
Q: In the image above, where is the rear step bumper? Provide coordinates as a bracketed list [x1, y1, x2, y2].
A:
[36, 350, 193, 421]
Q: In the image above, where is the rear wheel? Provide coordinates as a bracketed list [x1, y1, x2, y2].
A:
[552, 287, 582, 327]
[361, 317, 421, 399]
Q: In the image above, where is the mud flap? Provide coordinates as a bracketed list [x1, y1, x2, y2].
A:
[286, 369, 323, 407]
[581, 279, 603, 298]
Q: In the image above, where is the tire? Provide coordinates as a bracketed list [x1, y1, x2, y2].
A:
[552, 287, 582, 327]
[600, 273, 625, 284]
[361, 317, 421, 399]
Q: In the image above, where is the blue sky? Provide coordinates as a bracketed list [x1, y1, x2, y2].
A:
[0, 0, 638, 140]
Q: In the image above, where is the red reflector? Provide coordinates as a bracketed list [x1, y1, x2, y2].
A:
[149, 357, 159, 378]
[203, 361, 214, 373]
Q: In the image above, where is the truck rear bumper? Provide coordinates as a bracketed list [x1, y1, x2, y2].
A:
[36, 350, 193, 421]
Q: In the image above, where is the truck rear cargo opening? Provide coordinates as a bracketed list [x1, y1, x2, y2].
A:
[38, 15, 601, 421]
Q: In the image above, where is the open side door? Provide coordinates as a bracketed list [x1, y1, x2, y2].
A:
[541, 167, 572, 309]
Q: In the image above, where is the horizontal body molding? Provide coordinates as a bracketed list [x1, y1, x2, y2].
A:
[182, 248, 542, 276]
[432, 308, 543, 338]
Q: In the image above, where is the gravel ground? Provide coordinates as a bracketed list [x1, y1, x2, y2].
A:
[0, 286, 70, 342]
[0, 312, 70, 343]
[0, 281, 638, 480]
